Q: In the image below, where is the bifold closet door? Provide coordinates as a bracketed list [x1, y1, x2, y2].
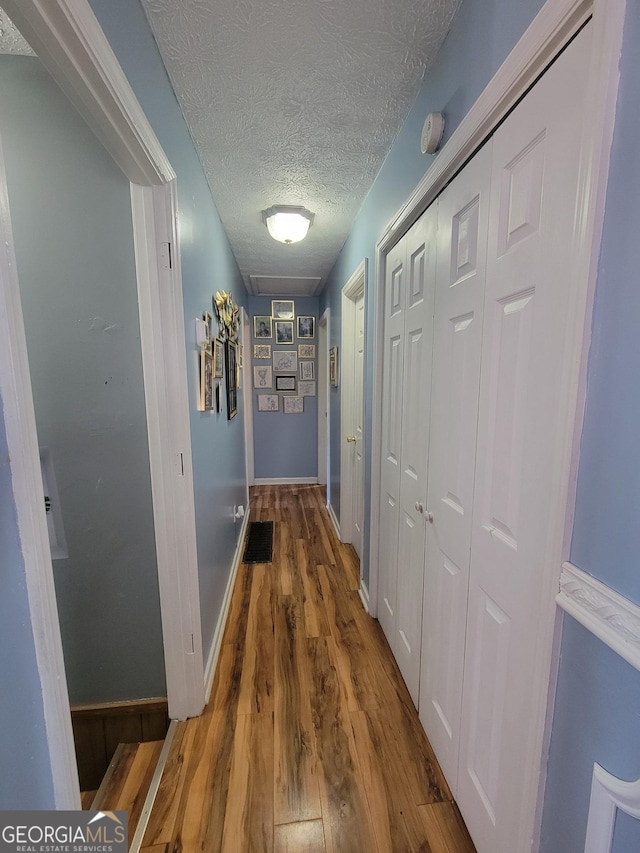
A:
[457, 25, 592, 853]
[379, 209, 436, 706]
[418, 141, 492, 785]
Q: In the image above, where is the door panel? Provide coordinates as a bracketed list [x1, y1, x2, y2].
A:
[352, 291, 365, 557]
[457, 26, 591, 853]
[395, 210, 436, 705]
[378, 243, 405, 641]
[420, 142, 491, 783]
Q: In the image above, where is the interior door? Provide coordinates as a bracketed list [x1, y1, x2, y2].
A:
[456, 26, 591, 853]
[419, 141, 492, 784]
[378, 239, 406, 646]
[378, 210, 436, 705]
[394, 209, 437, 704]
[351, 290, 365, 559]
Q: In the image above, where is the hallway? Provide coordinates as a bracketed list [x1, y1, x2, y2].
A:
[139, 485, 475, 852]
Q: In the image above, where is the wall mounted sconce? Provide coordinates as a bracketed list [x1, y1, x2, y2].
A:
[262, 205, 314, 244]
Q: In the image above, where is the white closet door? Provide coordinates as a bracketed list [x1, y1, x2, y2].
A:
[378, 239, 406, 644]
[419, 142, 492, 784]
[457, 26, 592, 853]
[395, 208, 437, 705]
[352, 289, 365, 559]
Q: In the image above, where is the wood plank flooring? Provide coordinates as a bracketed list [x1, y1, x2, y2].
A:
[141, 484, 475, 853]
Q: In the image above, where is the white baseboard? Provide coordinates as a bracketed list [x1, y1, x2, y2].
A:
[358, 579, 370, 614]
[327, 502, 341, 539]
[556, 562, 640, 674]
[204, 508, 250, 701]
[254, 477, 318, 485]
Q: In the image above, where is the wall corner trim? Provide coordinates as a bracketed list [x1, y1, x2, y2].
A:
[584, 763, 640, 853]
[327, 502, 341, 540]
[204, 508, 250, 702]
[358, 580, 370, 614]
[557, 562, 640, 673]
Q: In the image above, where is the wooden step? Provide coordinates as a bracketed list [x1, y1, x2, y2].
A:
[92, 740, 164, 841]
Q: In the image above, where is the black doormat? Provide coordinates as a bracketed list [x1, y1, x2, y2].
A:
[242, 521, 273, 563]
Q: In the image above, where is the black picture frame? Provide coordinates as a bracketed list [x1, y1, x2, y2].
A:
[275, 374, 296, 391]
[225, 339, 238, 419]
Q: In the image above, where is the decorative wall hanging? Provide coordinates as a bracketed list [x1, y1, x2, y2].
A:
[273, 351, 297, 372]
[283, 396, 304, 414]
[330, 346, 339, 386]
[297, 316, 315, 338]
[298, 344, 315, 359]
[254, 344, 271, 359]
[275, 375, 296, 392]
[213, 338, 224, 378]
[275, 321, 294, 344]
[254, 316, 272, 338]
[225, 339, 238, 419]
[258, 394, 279, 412]
[254, 365, 273, 388]
[214, 290, 240, 340]
[199, 349, 213, 411]
[271, 300, 294, 320]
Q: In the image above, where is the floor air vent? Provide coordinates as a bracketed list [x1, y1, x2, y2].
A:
[242, 521, 273, 563]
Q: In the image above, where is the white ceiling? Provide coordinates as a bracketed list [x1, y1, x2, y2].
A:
[140, 0, 459, 294]
[0, 1, 460, 295]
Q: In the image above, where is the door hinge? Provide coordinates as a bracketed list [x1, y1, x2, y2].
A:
[175, 452, 184, 476]
[160, 241, 172, 270]
[185, 632, 195, 655]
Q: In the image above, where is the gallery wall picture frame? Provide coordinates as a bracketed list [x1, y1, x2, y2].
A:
[329, 346, 339, 386]
[214, 338, 224, 377]
[298, 380, 316, 396]
[297, 316, 315, 338]
[299, 360, 315, 381]
[253, 315, 272, 338]
[298, 344, 315, 359]
[199, 349, 213, 411]
[257, 394, 279, 412]
[225, 339, 238, 419]
[273, 350, 298, 372]
[283, 395, 304, 414]
[215, 381, 221, 413]
[275, 320, 294, 345]
[271, 299, 294, 320]
[253, 365, 273, 388]
[253, 344, 271, 359]
[203, 311, 213, 351]
[275, 375, 296, 392]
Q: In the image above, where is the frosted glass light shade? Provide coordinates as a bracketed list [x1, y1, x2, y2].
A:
[263, 206, 314, 244]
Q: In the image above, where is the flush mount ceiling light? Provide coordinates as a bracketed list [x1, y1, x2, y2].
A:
[262, 205, 314, 244]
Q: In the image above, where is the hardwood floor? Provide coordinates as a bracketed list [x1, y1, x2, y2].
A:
[141, 484, 475, 853]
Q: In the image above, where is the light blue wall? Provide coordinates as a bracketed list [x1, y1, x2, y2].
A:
[249, 296, 319, 480]
[0, 394, 56, 809]
[321, 0, 545, 584]
[0, 55, 165, 703]
[540, 1, 640, 850]
[87, 0, 248, 656]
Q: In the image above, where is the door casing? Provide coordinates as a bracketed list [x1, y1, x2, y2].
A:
[0, 0, 207, 805]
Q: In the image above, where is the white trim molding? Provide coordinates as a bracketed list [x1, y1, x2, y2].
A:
[254, 477, 318, 485]
[204, 509, 250, 701]
[584, 764, 640, 853]
[557, 563, 640, 674]
[327, 502, 341, 540]
[359, 580, 371, 614]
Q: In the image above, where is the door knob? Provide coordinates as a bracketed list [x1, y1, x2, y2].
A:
[415, 501, 424, 514]
[347, 435, 356, 443]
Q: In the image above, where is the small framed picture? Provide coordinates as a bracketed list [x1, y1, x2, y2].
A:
[254, 344, 271, 359]
[215, 381, 221, 413]
[329, 346, 339, 386]
[225, 339, 238, 419]
[299, 360, 315, 381]
[275, 321, 294, 344]
[203, 311, 213, 351]
[276, 375, 296, 392]
[258, 394, 279, 412]
[298, 344, 315, 359]
[214, 338, 224, 378]
[297, 316, 315, 338]
[199, 349, 213, 411]
[253, 365, 273, 388]
[283, 396, 304, 414]
[271, 300, 294, 320]
[298, 380, 316, 396]
[254, 316, 272, 338]
[273, 350, 298, 372]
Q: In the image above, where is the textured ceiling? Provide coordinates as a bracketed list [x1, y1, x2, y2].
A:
[141, 0, 459, 293]
[0, 9, 34, 55]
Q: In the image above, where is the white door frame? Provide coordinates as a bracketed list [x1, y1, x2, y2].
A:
[241, 306, 255, 499]
[1, 0, 206, 804]
[317, 308, 329, 489]
[368, 0, 625, 848]
[340, 260, 366, 546]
